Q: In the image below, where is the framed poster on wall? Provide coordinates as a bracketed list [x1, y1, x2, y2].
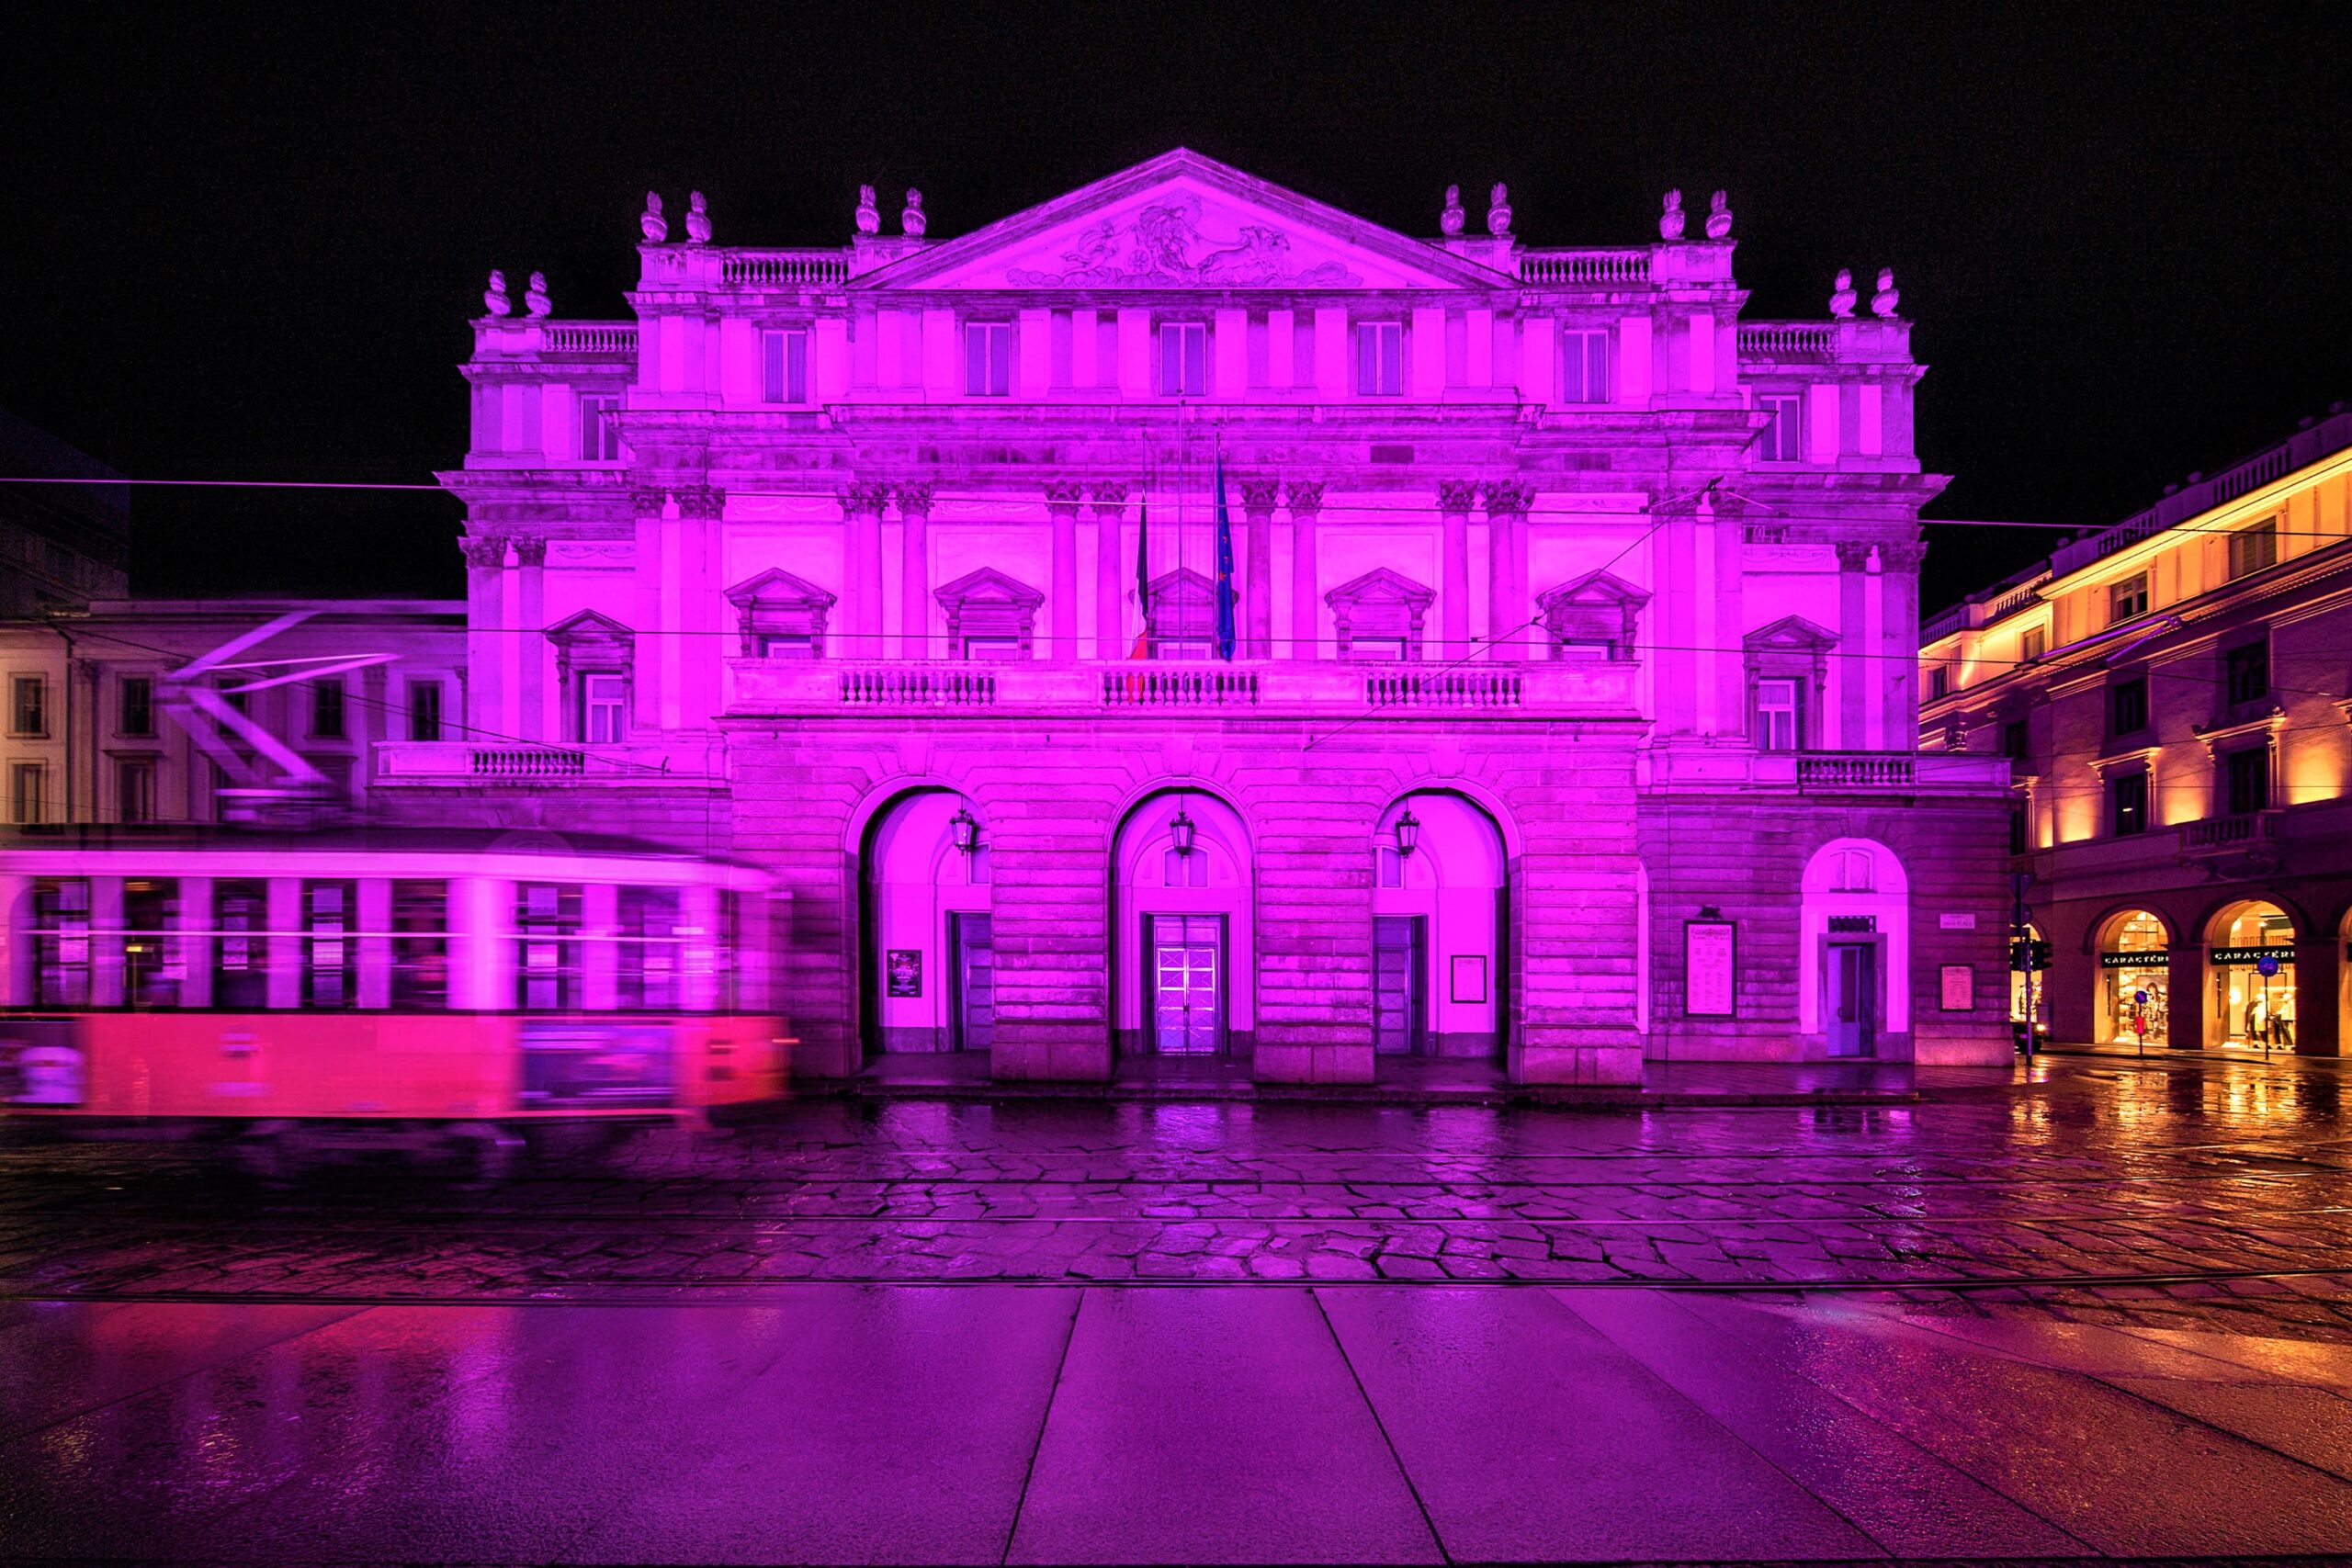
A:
[886, 950, 922, 998]
[1939, 963, 1975, 1012]
[1684, 919, 1736, 1018]
[1449, 954, 1487, 1004]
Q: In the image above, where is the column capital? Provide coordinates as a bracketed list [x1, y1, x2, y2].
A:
[459, 533, 509, 570]
[1283, 480, 1325, 519]
[1238, 478, 1282, 516]
[1087, 480, 1130, 513]
[839, 480, 890, 518]
[673, 484, 725, 520]
[1879, 540, 1928, 573]
[510, 535, 548, 570]
[894, 480, 934, 519]
[1834, 540, 1876, 571]
[1483, 479, 1532, 518]
[1044, 479, 1086, 515]
[1437, 479, 1481, 516]
[631, 486, 671, 516]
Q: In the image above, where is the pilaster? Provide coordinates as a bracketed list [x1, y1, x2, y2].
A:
[1090, 482, 1130, 660]
[1285, 481, 1324, 660]
[460, 533, 508, 734]
[1239, 478, 1280, 659]
[1437, 480, 1478, 658]
[898, 481, 933, 660]
[1878, 540, 1927, 751]
[1835, 540, 1874, 750]
[512, 535, 548, 740]
[841, 480, 890, 662]
[1484, 480, 1531, 661]
[1046, 480, 1083, 661]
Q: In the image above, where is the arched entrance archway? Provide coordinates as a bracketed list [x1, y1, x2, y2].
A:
[1799, 839, 1910, 1058]
[1111, 789, 1254, 1057]
[860, 789, 990, 1055]
[1371, 792, 1509, 1060]
[2204, 898, 2297, 1051]
[2094, 908, 2171, 1048]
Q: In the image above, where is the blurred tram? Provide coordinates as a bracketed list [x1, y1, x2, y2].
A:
[0, 829, 792, 1168]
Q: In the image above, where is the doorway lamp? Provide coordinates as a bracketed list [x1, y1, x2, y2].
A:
[949, 803, 978, 854]
[1394, 806, 1421, 858]
[1169, 803, 1196, 856]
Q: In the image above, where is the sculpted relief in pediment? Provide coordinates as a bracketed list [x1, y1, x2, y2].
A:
[1003, 196, 1363, 289]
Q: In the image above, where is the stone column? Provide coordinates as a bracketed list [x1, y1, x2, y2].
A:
[682, 485, 726, 728]
[1285, 481, 1324, 660]
[630, 489, 667, 731]
[1091, 481, 1129, 660]
[841, 481, 889, 662]
[1835, 541, 1874, 750]
[1879, 540, 1928, 751]
[1239, 479, 1280, 659]
[1485, 481, 1531, 661]
[1046, 481, 1083, 661]
[512, 536, 548, 740]
[460, 533, 508, 735]
[1437, 481, 1478, 659]
[897, 481, 933, 660]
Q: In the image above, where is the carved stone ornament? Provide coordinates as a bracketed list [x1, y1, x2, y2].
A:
[460, 534, 509, 570]
[1043, 479, 1086, 513]
[1436, 480, 1482, 515]
[482, 269, 511, 317]
[672, 485, 725, 520]
[1871, 267, 1900, 319]
[1879, 539, 1929, 572]
[1705, 189, 1733, 240]
[1238, 478, 1282, 515]
[1829, 268, 1858, 320]
[1486, 182, 1512, 237]
[1833, 539, 1876, 571]
[1283, 479, 1326, 518]
[1484, 479, 1533, 517]
[1441, 185, 1465, 237]
[524, 271, 551, 319]
[841, 479, 891, 517]
[510, 536, 548, 569]
[1087, 480, 1130, 512]
[901, 188, 926, 237]
[893, 480, 934, 517]
[640, 191, 668, 243]
[685, 190, 712, 244]
[855, 185, 880, 236]
[630, 487, 671, 516]
[1005, 196, 1362, 288]
[1659, 189, 1686, 241]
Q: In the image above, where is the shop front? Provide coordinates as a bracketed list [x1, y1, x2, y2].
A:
[2097, 909, 2168, 1048]
[2208, 902, 2296, 1051]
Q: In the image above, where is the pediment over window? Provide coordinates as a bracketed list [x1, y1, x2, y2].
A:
[1327, 568, 1433, 661]
[1536, 570, 1650, 660]
[1146, 567, 1219, 653]
[726, 567, 837, 657]
[545, 610, 633, 679]
[936, 567, 1045, 660]
[1744, 614, 1839, 656]
[863, 149, 1511, 293]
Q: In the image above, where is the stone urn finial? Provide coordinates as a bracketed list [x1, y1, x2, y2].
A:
[1871, 267, 1900, 318]
[1659, 188, 1686, 240]
[640, 190, 668, 243]
[1705, 189, 1732, 240]
[685, 190, 711, 244]
[524, 271, 551, 318]
[1441, 185, 1465, 236]
[1829, 267, 1858, 319]
[855, 184, 880, 235]
[1486, 182, 1511, 237]
[482, 269, 511, 317]
[901, 188, 926, 237]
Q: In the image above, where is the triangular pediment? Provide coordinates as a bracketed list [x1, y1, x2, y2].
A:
[1328, 566, 1434, 609]
[864, 149, 1512, 292]
[724, 567, 836, 609]
[1537, 569, 1651, 612]
[935, 566, 1044, 609]
[1745, 614, 1838, 652]
[545, 608, 632, 643]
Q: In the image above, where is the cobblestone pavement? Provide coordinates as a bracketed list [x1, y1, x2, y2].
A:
[5, 1051, 2351, 1340]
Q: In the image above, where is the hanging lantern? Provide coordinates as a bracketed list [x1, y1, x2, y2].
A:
[1170, 805, 1197, 856]
[949, 804, 978, 853]
[1395, 806, 1422, 857]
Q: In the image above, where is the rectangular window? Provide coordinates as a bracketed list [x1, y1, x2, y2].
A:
[32, 879, 92, 1007]
[303, 880, 358, 1010]
[1356, 321, 1404, 395]
[2109, 770, 2148, 837]
[964, 321, 1012, 396]
[756, 633, 815, 659]
[1927, 666, 1949, 701]
[582, 672, 627, 744]
[2224, 640, 2269, 706]
[1158, 321, 1207, 397]
[1759, 395, 1802, 461]
[2228, 520, 2278, 580]
[116, 758, 155, 824]
[515, 883, 583, 1010]
[1754, 678, 1801, 751]
[578, 393, 622, 461]
[2109, 573, 2149, 624]
[217, 678, 251, 717]
[213, 879, 269, 1010]
[119, 676, 154, 737]
[761, 328, 809, 404]
[2008, 809, 2029, 856]
[310, 679, 345, 739]
[2002, 718, 2030, 761]
[390, 880, 449, 1009]
[122, 878, 180, 1009]
[2109, 675, 2149, 737]
[618, 886, 683, 1010]
[10, 675, 46, 737]
[1347, 637, 1409, 661]
[2019, 627, 2046, 663]
[1560, 329, 1609, 403]
[960, 636, 1025, 662]
[9, 762, 44, 826]
[407, 681, 443, 741]
[2225, 746, 2270, 816]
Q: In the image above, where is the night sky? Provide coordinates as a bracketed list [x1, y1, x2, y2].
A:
[6, 3, 2347, 613]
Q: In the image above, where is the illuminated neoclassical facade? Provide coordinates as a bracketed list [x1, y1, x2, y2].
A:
[402, 149, 2012, 1082]
[1923, 407, 2352, 1055]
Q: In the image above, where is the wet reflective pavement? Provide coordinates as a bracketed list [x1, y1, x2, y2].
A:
[5, 1052, 2352, 1562]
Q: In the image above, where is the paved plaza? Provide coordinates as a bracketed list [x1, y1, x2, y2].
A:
[6, 1050, 2352, 1562]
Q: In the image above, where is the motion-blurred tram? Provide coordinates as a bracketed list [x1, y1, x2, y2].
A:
[0, 829, 792, 1168]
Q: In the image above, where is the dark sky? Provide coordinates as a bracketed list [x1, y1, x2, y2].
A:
[6, 3, 2347, 612]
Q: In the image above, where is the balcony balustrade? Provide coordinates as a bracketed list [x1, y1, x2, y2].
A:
[717, 250, 852, 288]
[375, 739, 723, 785]
[1514, 249, 1651, 286]
[2179, 809, 2281, 853]
[1647, 749, 2009, 794]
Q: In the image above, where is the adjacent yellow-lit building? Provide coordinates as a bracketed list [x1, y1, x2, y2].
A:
[1921, 407, 2352, 1055]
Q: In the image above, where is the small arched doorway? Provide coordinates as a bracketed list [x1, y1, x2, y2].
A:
[1800, 839, 1910, 1058]
[860, 789, 991, 1055]
[2095, 909, 2171, 1047]
[1371, 792, 1509, 1059]
[1112, 790, 1253, 1057]
[2205, 899, 2297, 1051]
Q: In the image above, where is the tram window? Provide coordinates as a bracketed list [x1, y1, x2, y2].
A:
[122, 879, 183, 1009]
[303, 880, 358, 1009]
[515, 883, 583, 1010]
[213, 880, 270, 1010]
[390, 881, 449, 1008]
[617, 886, 682, 1010]
[32, 879, 92, 1008]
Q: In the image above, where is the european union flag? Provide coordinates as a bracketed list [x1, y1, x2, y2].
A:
[1212, 448, 1237, 661]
